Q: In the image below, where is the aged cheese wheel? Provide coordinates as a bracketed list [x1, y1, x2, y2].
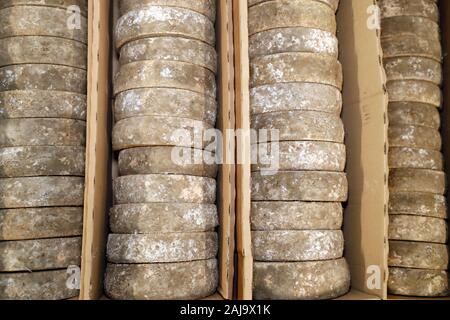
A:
[389, 192, 447, 219]
[251, 202, 343, 231]
[389, 241, 449, 270]
[250, 83, 342, 115]
[250, 53, 342, 89]
[0, 269, 79, 300]
[388, 125, 441, 150]
[253, 259, 350, 300]
[252, 230, 344, 262]
[0, 64, 86, 94]
[384, 57, 442, 85]
[0, 118, 86, 147]
[388, 267, 449, 297]
[107, 232, 218, 263]
[105, 259, 218, 300]
[119, 0, 216, 22]
[387, 80, 441, 107]
[381, 35, 441, 62]
[381, 16, 440, 41]
[252, 141, 346, 172]
[0, 146, 85, 177]
[118, 146, 217, 178]
[119, 37, 217, 73]
[0, 0, 87, 13]
[114, 60, 216, 97]
[115, 6, 215, 49]
[389, 168, 446, 195]
[114, 174, 216, 204]
[110, 203, 218, 234]
[251, 111, 344, 143]
[0, 6, 87, 43]
[0, 176, 84, 208]
[0, 90, 86, 120]
[248, 0, 336, 36]
[249, 27, 338, 59]
[0, 36, 86, 69]
[0, 207, 83, 241]
[252, 171, 348, 202]
[379, 0, 439, 22]
[389, 215, 448, 244]
[112, 116, 212, 151]
[248, 0, 340, 12]
[389, 102, 440, 129]
[0, 237, 81, 272]
[389, 147, 443, 170]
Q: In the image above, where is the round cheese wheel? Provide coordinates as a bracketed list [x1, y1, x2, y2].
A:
[389, 215, 448, 243]
[389, 168, 446, 194]
[0, 269, 80, 300]
[252, 171, 348, 202]
[389, 147, 443, 170]
[250, 53, 342, 89]
[381, 35, 441, 62]
[0, 207, 83, 241]
[388, 267, 449, 297]
[0, 176, 84, 209]
[379, 0, 439, 22]
[389, 192, 447, 219]
[0, 0, 87, 14]
[0, 237, 81, 272]
[105, 259, 218, 300]
[389, 240, 449, 270]
[115, 6, 215, 49]
[388, 125, 441, 150]
[251, 201, 343, 231]
[253, 230, 344, 261]
[113, 174, 216, 205]
[110, 203, 218, 234]
[387, 80, 441, 107]
[381, 16, 439, 41]
[389, 102, 440, 129]
[384, 57, 442, 85]
[253, 259, 350, 300]
[248, 0, 340, 12]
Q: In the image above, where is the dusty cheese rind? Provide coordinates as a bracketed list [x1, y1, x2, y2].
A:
[0, 6, 87, 43]
[388, 215, 448, 244]
[249, 27, 338, 59]
[389, 147, 443, 170]
[253, 259, 350, 300]
[379, 0, 439, 22]
[0, 207, 83, 241]
[389, 168, 446, 195]
[0, 176, 84, 208]
[114, 6, 215, 49]
[112, 116, 212, 151]
[384, 57, 442, 85]
[0, 36, 86, 69]
[252, 141, 346, 172]
[252, 230, 344, 262]
[114, 60, 216, 97]
[0, 118, 86, 148]
[110, 203, 218, 234]
[387, 80, 441, 107]
[252, 171, 348, 202]
[250, 83, 342, 115]
[388, 267, 449, 297]
[0, 269, 79, 300]
[0, 237, 81, 272]
[0, 146, 85, 177]
[105, 259, 218, 300]
[113, 174, 216, 205]
[251, 111, 344, 143]
[388, 125, 441, 151]
[118, 146, 217, 178]
[250, 53, 342, 89]
[248, 0, 336, 36]
[381, 35, 441, 62]
[0, 64, 86, 94]
[381, 16, 440, 40]
[248, 0, 340, 12]
[389, 102, 440, 129]
[389, 240, 449, 270]
[389, 192, 447, 219]
[251, 202, 343, 231]
[114, 88, 216, 125]
[107, 232, 218, 264]
[0, 0, 87, 14]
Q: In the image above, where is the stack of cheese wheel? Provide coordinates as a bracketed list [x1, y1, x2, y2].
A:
[0, 1, 87, 300]
[104, 0, 219, 300]
[248, 0, 351, 299]
[380, 0, 449, 297]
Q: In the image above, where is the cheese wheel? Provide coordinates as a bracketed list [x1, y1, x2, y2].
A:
[0, 176, 84, 208]
[248, 0, 340, 12]
[113, 174, 216, 205]
[0, 0, 87, 14]
[0, 237, 81, 272]
[388, 125, 441, 151]
[110, 203, 218, 234]
[253, 230, 344, 261]
[389, 147, 443, 170]
[387, 80, 441, 107]
[105, 260, 218, 300]
[389, 192, 447, 219]
[389, 241, 449, 270]
[384, 57, 442, 85]
[381, 16, 440, 40]
[381, 35, 441, 62]
[389, 215, 448, 244]
[253, 259, 350, 300]
[379, 0, 439, 22]
[389, 168, 446, 195]
[388, 268, 449, 297]
[251, 202, 343, 231]
[0, 207, 83, 241]
[389, 102, 440, 129]
[252, 171, 348, 202]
